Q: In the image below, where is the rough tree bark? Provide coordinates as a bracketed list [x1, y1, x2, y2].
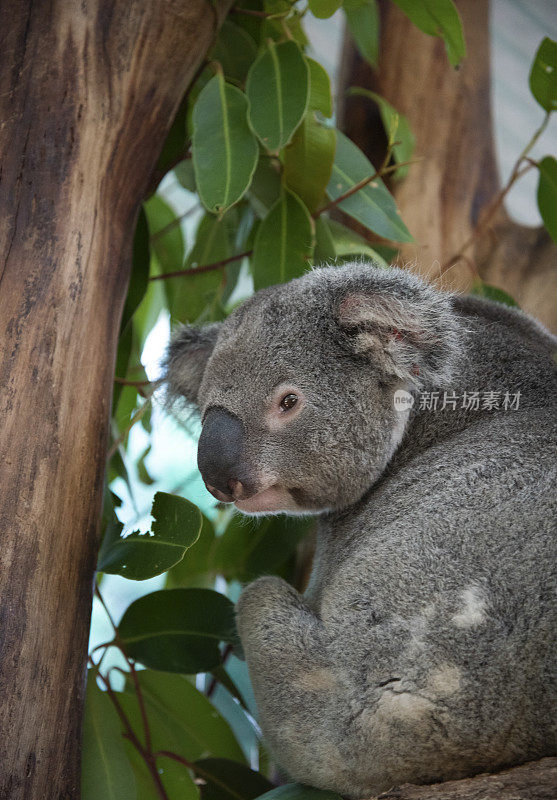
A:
[338, 0, 557, 332]
[0, 1, 231, 797]
[377, 758, 557, 800]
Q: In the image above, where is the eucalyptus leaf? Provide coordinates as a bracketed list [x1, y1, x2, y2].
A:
[211, 20, 258, 84]
[193, 757, 273, 800]
[144, 194, 185, 274]
[120, 671, 245, 764]
[390, 0, 466, 68]
[98, 492, 202, 581]
[326, 132, 412, 242]
[118, 588, 237, 673]
[348, 88, 415, 178]
[165, 514, 217, 589]
[246, 41, 310, 152]
[308, 0, 341, 18]
[81, 678, 136, 800]
[529, 37, 557, 112]
[155, 95, 189, 183]
[470, 281, 518, 308]
[166, 212, 231, 324]
[252, 189, 314, 289]
[344, 0, 380, 68]
[175, 158, 196, 192]
[121, 208, 150, 333]
[307, 58, 333, 117]
[537, 155, 557, 242]
[283, 116, 336, 212]
[213, 515, 312, 582]
[315, 218, 389, 266]
[123, 739, 198, 800]
[193, 74, 259, 214]
[248, 157, 282, 216]
[314, 216, 337, 263]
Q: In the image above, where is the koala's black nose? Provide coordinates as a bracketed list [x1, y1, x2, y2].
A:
[198, 406, 245, 502]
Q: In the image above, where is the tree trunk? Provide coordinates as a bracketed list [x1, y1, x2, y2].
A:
[377, 757, 557, 800]
[337, 0, 557, 332]
[0, 1, 231, 796]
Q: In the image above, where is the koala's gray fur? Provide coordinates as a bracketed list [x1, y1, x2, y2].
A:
[164, 263, 557, 797]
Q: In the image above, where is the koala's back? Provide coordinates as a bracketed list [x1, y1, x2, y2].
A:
[307, 406, 556, 787]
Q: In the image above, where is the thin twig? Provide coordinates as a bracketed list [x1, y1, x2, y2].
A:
[93, 666, 170, 800]
[439, 111, 550, 275]
[107, 392, 154, 461]
[92, 587, 168, 798]
[150, 250, 252, 282]
[150, 203, 199, 243]
[312, 158, 420, 219]
[114, 377, 152, 388]
[205, 644, 233, 699]
[155, 750, 241, 793]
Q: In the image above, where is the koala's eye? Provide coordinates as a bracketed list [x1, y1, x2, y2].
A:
[280, 393, 298, 411]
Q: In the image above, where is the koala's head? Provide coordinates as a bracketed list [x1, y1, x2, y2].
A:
[164, 263, 460, 515]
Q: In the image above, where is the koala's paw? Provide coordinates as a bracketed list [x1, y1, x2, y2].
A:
[237, 576, 298, 630]
[236, 576, 315, 661]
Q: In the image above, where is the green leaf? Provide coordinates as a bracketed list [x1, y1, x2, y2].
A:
[470, 281, 518, 308]
[390, 0, 466, 68]
[123, 739, 198, 800]
[175, 158, 196, 192]
[112, 322, 133, 414]
[193, 74, 259, 214]
[307, 58, 333, 117]
[81, 678, 136, 800]
[154, 95, 189, 184]
[315, 218, 389, 266]
[246, 41, 310, 152]
[248, 157, 282, 216]
[98, 492, 202, 581]
[211, 20, 258, 84]
[144, 195, 185, 274]
[118, 588, 237, 673]
[252, 189, 314, 289]
[120, 671, 245, 764]
[121, 209, 150, 333]
[193, 758, 273, 800]
[256, 785, 343, 800]
[166, 514, 216, 589]
[283, 116, 336, 212]
[326, 131, 412, 242]
[136, 444, 154, 486]
[529, 37, 557, 112]
[263, 5, 309, 48]
[166, 212, 232, 324]
[348, 88, 415, 178]
[314, 215, 337, 262]
[213, 515, 311, 583]
[537, 155, 557, 242]
[308, 0, 341, 18]
[344, 0, 380, 68]
[234, 1, 265, 44]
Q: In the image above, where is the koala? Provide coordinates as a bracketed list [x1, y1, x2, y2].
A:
[164, 263, 557, 797]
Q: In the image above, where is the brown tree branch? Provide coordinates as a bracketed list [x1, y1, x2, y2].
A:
[150, 249, 252, 281]
[376, 758, 557, 800]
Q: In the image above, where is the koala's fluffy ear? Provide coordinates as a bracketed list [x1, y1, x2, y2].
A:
[163, 323, 221, 407]
[337, 288, 460, 387]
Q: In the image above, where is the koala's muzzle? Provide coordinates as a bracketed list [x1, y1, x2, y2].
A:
[198, 406, 249, 503]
